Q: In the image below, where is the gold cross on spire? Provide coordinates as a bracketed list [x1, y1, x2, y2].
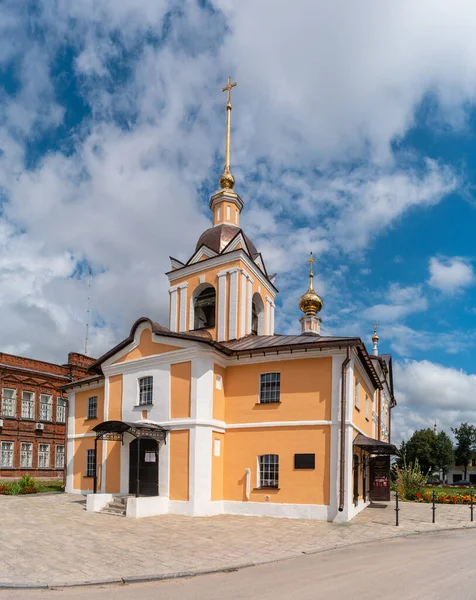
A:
[306, 252, 316, 290]
[222, 76, 237, 107]
[219, 77, 238, 189]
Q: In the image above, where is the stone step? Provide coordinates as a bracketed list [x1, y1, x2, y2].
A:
[102, 505, 126, 516]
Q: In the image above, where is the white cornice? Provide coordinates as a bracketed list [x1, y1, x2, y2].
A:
[189, 246, 218, 265]
[228, 347, 346, 366]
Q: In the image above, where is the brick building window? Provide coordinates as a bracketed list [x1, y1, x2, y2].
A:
[258, 454, 279, 488]
[20, 442, 33, 468]
[55, 445, 65, 469]
[86, 449, 96, 477]
[87, 396, 98, 420]
[139, 377, 153, 405]
[39, 395, 52, 421]
[57, 398, 66, 423]
[22, 391, 35, 419]
[259, 373, 280, 404]
[38, 444, 50, 468]
[1, 441, 14, 468]
[2, 388, 16, 417]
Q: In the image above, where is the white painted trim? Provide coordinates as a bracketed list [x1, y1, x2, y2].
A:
[67, 432, 96, 440]
[188, 246, 218, 265]
[179, 286, 187, 332]
[240, 270, 247, 338]
[270, 303, 275, 335]
[169, 289, 178, 331]
[101, 377, 109, 493]
[217, 272, 227, 341]
[169, 282, 189, 293]
[222, 500, 333, 521]
[65, 391, 75, 493]
[86, 493, 112, 512]
[223, 232, 250, 255]
[229, 269, 238, 340]
[227, 420, 332, 429]
[247, 278, 253, 335]
[170, 258, 184, 270]
[226, 347, 345, 366]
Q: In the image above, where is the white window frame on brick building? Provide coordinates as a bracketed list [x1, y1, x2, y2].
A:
[1, 441, 14, 468]
[21, 391, 35, 419]
[56, 398, 66, 423]
[2, 388, 16, 418]
[39, 394, 52, 421]
[20, 442, 33, 468]
[38, 444, 50, 468]
[55, 445, 65, 469]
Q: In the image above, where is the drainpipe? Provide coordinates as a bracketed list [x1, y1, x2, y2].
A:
[338, 347, 351, 512]
[245, 468, 251, 500]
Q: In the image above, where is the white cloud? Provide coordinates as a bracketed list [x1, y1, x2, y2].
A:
[363, 284, 428, 323]
[428, 256, 475, 293]
[393, 360, 476, 443]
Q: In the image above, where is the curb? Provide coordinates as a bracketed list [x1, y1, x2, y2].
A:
[1, 525, 475, 590]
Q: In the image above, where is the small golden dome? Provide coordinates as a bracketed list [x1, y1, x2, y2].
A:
[298, 252, 323, 316]
[372, 326, 379, 343]
[219, 168, 235, 190]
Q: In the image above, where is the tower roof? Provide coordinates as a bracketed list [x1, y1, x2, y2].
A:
[195, 224, 259, 258]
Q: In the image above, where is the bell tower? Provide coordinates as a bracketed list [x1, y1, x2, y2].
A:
[166, 78, 277, 342]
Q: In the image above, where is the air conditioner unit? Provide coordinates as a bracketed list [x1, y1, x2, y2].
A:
[35, 423, 45, 431]
[0, 419, 3, 428]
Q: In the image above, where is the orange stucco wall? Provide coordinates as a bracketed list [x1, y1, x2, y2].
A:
[169, 429, 190, 501]
[114, 328, 181, 363]
[225, 357, 332, 424]
[213, 201, 240, 227]
[353, 367, 374, 437]
[105, 441, 121, 493]
[223, 426, 330, 504]
[211, 431, 225, 501]
[108, 374, 123, 420]
[73, 438, 102, 491]
[213, 364, 226, 421]
[74, 385, 105, 434]
[170, 362, 191, 419]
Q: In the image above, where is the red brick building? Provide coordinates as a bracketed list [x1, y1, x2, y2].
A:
[0, 352, 95, 480]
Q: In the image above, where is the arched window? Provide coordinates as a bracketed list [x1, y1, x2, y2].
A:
[193, 286, 216, 330]
[251, 293, 265, 335]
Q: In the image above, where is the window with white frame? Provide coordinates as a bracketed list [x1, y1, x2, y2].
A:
[355, 381, 360, 410]
[21, 391, 35, 419]
[365, 394, 369, 419]
[259, 373, 281, 404]
[2, 388, 16, 417]
[56, 398, 66, 423]
[38, 444, 50, 468]
[258, 454, 279, 488]
[55, 445, 65, 469]
[1, 441, 14, 468]
[139, 376, 153, 405]
[39, 394, 52, 421]
[20, 442, 33, 468]
[87, 396, 97, 420]
[86, 449, 96, 477]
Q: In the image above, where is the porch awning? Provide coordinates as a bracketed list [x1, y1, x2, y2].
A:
[353, 433, 398, 456]
[92, 420, 168, 442]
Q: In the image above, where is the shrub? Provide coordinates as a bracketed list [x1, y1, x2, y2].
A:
[20, 486, 38, 494]
[394, 458, 427, 500]
[0, 484, 10, 495]
[7, 482, 22, 495]
[19, 475, 36, 489]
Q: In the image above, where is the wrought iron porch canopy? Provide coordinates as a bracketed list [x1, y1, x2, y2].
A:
[92, 420, 168, 443]
[353, 433, 398, 456]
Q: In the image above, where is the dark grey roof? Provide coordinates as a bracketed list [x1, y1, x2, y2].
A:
[353, 433, 398, 455]
[221, 334, 360, 352]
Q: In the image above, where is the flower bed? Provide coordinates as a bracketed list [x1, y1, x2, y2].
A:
[0, 475, 39, 495]
[415, 489, 476, 504]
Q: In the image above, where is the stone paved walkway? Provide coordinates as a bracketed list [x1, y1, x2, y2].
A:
[2, 494, 476, 587]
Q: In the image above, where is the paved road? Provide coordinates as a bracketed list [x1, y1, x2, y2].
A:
[4, 529, 476, 600]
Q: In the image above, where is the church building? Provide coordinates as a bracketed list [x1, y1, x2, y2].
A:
[63, 79, 396, 521]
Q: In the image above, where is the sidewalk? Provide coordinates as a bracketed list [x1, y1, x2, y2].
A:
[2, 494, 475, 588]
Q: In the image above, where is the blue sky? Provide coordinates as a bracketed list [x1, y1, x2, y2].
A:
[1, 0, 476, 442]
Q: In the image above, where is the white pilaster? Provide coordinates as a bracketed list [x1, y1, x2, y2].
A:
[228, 268, 239, 340]
[217, 271, 228, 341]
[246, 277, 253, 335]
[65, 392, 75, 493]
[179, 285, 188, 332]
[240, 270, 247, 338]
[265, 297, 272, 335]
[169, 289, 178, 332]
[270, 302, 275, 335]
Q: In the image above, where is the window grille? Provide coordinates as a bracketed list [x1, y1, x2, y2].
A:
[139, 377, 153, 405]
[38, 444, 50, 468]
[355, 381, 360, 409]
[39, 395, 52, 421]
[258, 454, 279, 488]
[87, 396, 98, 420]
[22, 391, 34, 419]
[86, 449, 96, 477]
[56, 398, 66, 423]
[1, 441, 14, 468]
[20, 442, 33, 468]
[259, 373, 281, 404]
[2, 388, 16, 417]
[55, 445, 65, 469]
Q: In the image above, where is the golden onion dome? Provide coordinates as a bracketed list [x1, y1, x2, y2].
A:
[298, 252, 323, 315]
[372, 325, 379, 343]
[219, 168, 235, 190]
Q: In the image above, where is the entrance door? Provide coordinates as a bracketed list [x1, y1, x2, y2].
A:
[129, 438, 159, 496]
[369, 456, 390, 501]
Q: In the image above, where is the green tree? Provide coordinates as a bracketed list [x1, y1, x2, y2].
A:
[434, 431, 454, 479]
[404, 428, 438, 475]
[451, 423, 476, 478]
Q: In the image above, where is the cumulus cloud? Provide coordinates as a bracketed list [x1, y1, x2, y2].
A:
[363, 284, 428, 323]
[428, 256, 475, 293]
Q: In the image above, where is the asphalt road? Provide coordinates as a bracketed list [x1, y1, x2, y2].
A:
[4, 529, 476, 600]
